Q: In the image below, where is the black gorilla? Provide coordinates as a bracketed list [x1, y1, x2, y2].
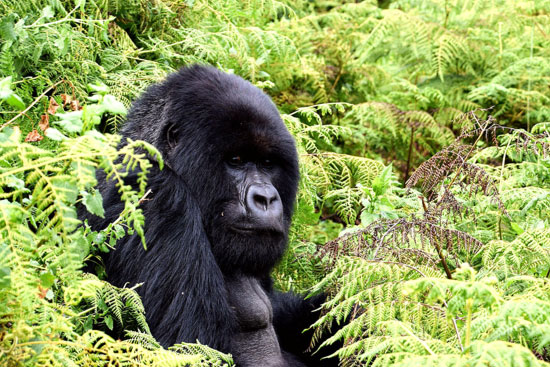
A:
[83, 65, 337, 366]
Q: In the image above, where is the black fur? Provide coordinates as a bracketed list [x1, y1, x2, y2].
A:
[82, 65, 338, 366]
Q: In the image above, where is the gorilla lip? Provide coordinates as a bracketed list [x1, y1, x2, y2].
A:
[230, 225, 283, 235]
[230, 226, 254, 234]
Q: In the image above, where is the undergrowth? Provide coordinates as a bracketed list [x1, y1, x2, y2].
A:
[1, 0, 550, 366]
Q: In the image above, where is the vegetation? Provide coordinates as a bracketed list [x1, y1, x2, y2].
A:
[1, 0, 550, 366]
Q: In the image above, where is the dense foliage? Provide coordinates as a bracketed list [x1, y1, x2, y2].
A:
[1, 0, 550, 366]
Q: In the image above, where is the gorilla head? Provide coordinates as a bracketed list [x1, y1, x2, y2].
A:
[121, 65, 299, 276]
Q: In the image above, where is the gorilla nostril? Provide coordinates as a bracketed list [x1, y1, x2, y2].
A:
[253, 194, 269, 211]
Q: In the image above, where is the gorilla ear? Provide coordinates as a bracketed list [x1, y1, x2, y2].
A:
[165, 124, 179, 150]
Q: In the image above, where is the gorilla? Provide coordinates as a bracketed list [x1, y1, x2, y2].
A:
[83, 65, 338, 366]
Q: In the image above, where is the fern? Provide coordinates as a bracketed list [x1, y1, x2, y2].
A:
[0, 86, 231, 365]
[2, 0, 550, 365]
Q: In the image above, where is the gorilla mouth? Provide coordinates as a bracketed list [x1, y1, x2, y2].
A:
[230, 226, 255, 234]
[230, 225, 283, 236]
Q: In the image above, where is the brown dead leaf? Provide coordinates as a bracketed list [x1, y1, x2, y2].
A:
[70, 99, 82, 111]
[39, 114, 49, 131]
[25, 129, 43, 142]
[48, 97, 60, 115]
[38, 286, 48, 299]
[61, 93, 71, 106]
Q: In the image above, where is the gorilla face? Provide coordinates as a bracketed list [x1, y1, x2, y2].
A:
[145, 66, 300, 276]
[210, 151, 290, 275]
[205, 106, 299, 276]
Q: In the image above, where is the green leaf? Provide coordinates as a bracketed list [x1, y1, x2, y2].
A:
[14, 19, 26, 41]
[44, 127, 67, 141]
[0, 75, 24, 109]
[0, 15, 16, 41]
[510, 222, 524, 235]
[70, 235, 90, 261]
[40, 273, 55, 288]
[87, 83, 109, 94]
[0, 76, 13, 99]
[5, 93, 25, 110]
[54, 36, 68, 54]
[105, 315, 114, 330]
[28, 337, 45, 356]
[0, 126, 21, 143]
[0, 200, 25, 223]
[101, 94, 127, 115]
[54, 111, 83, 133]
[98, 298, 108, 311]
[87, 94, 102, 102]
[52, 178, 79, 203]
[5, 175, 26, 191]
[92, 231, 106, 245]
[0, 266, 11, 289]
[40, 6, 55, 20]
[45, 289, 54, 300]
[84, 129, 108, 141]
[114, 224, 126, 239]
[82, 189, 105, 218]
[372, 164, 392, 196]
[84, 315, 93, 331]
[360, 211, 378, 226]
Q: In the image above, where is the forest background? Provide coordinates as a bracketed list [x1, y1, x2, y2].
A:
[1, 0, 550, 366]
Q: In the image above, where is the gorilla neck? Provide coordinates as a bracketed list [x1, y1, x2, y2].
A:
[225, 275, 286, 367]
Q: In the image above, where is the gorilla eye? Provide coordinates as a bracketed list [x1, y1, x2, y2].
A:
[262, 158, 273, 167]
[228, 156, 243, 166]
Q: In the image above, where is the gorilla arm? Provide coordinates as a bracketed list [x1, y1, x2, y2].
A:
[265, 283, 341, 367]
[85, 166, 237, 350]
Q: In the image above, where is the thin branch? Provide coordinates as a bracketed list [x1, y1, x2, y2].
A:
[1, 80, 64, 131]
[110, 189, 152, 228]
[23, 18, 109, 29]
[433, 238, 453, 279]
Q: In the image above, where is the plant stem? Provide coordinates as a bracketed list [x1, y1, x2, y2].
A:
[464, 298, 473, 349]
[444, 0, 450, 28]
[432, 238, 453, 279]
[405, 126, 415, 182]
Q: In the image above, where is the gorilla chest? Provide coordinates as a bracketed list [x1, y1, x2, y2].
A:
[225, 276, 286, 367]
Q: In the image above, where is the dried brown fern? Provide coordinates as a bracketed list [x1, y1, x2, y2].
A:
[319, 112, 501, 280]
[406, 111, 505, 216]
[320, 217, 484, 279]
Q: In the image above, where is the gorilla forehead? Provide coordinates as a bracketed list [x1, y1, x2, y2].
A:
[166, 65, 295, 154]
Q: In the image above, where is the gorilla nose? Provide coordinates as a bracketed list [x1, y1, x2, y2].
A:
[246, 184, 283, 220]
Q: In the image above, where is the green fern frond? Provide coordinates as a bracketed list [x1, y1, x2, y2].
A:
[482, 229, 550, 276]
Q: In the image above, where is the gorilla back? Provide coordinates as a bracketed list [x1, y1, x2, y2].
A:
[83, 65, 335, 367]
